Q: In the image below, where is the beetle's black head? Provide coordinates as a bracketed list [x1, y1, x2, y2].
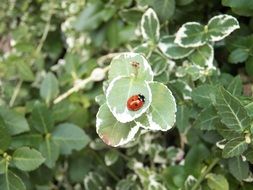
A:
[138, 94, 145, 102]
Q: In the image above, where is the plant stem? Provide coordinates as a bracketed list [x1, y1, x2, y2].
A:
[9, 80, 22, 107]
[192, 158, 220, 190]
[53, 76, 92, 104]
[117, 150, 131, 161]
[53, 66, 109, 104]
[35, 2, 53, 54]
[154, 48, 168, 60]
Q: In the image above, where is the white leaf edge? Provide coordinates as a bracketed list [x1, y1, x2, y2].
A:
[207, 14, 240, 42]
[158, 36, 195, 59]
[141, 8, 160, 41]
[106, 76, 152, 123]
[109, 52, 154, 82]
[174, 22, 206, 48]
[135, 82, 177, 131]
[96, 104, 140, 147]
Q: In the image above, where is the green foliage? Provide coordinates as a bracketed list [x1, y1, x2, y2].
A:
[40, 72, 59, 105]
[52, 123, 90, 154]
[1, 0, 253, 189]
[215, 87, 250, 132]
[0, 171, 26, 190]
[12, 147, 45, 171]
[0, 107, 29, 135]
[206, 173, 229, 190]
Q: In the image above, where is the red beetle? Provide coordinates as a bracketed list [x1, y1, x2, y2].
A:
[127, 94, 145, 111]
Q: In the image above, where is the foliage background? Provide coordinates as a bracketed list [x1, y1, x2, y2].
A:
[1, 0, 253, 189]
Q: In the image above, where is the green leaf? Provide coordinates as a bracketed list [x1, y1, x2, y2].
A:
[39, 138, 59, 168]
[52, 123, 90, 155]
[245, 102, 253, 118]
[40, 72, 59, 105]
[69, 151, 93, 183]
[119, 9, 143, 24]
[149, 53, 168, 76]
[30, 103, 54, 134]
[216, 124, 240, 140]
[245, 56, 253, 77]
[106, 77, 152, 123]
[149, 0, 175, 21]
[0, 158, 7, 174]
[12, 147, 45, 171]
[207, 14, 239, 42]
[52, 100, 76, 122]
[222, 137, 248, 158]
[159, 35, 194, 59]
[106, 19, 121, 49]
[227, 76, 242, 96]
[0, 123, 11, 152]
[134, 43, 152, 57]
[0, 171, 26, 190]
[0, 107, 29, 135]
[154, 69, 170, 83]
[176, 104, 190, 133]
[10, 133, 43, 149]
[162, 165, 186, 189]
[96, 104, 140, 147]
[206, 173, 229, 190]
[108, 52, 153, 82]
[185, 65, 205, 81]
[215, 87, 251, 132]
[74, 2, 116, 31]
[222, 0, 253, 16]
[170, 80, 192, 101]
[191, 85, 217, 108]
[228, 156, 249, 181]
[185, 144, 210, 177]
[16, 61, 35, 82]
[177, 0, 194, 6]
[189, 43, 214, 68]
[137, 82, 176, 131]
[228, 48, 249, 64]
[244, 149, 253, 164]
[175, 22, 206, 47]
[195, 106, 220, 131]
[104, 150, 119, 166]
[141, 8, 160, 42]
[226, 35, 253, 52]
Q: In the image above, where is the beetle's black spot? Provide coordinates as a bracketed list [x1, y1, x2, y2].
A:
[138, 94, 145, 102]
[135, 103, 138, 106]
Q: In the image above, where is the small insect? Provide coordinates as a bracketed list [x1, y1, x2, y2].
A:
[131, 61, 140, 77]
[131, 61, 140, 68]
[127, 94, 145, 111]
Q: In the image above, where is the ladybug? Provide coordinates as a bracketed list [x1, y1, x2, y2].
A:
[127, 94, 145, 111]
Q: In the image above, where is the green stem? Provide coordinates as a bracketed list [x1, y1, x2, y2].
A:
[35, 2, 53, 54]
[4, 158, 9, 183]
[89, 149, 120, 181]
[154, 48, 168, 60]
[117, 150, 131, 161]
[192, 158, 220, 190]
[9, 80, 22, 107]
